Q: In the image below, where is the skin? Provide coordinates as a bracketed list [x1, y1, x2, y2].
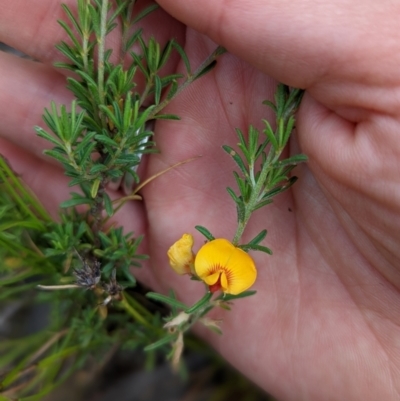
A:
[1, 0, 400, 399]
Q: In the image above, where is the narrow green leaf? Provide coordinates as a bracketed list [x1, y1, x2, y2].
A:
[222, 145, 249, 177]
[226, 187, 240, 203]
[262, 119, 279, 150]
[195, 225, 215, 241]
[88, 3, 101, 37]
[43, 149, 68, 164]
[236, 200, 246, 223]
[215, 290, 257, 302]
[94, 134, 118, 147]
[75, 69, 98, 88]
[172, 41, 191, 75]
[283, 115, 296, 146]
[114, 154, 140, 165]
[125, 28, 143, 52]
[121, 266, 136, 285]
[54, 62, 77, 72]
[130, 51, 149, 79]
[78, 142, 96, 166]
[276, 154, 308, 167]
[158, 40, 173, 70]
[153, 113, 180, 120]
[69, 176, 88, 186]
[132, 4, 159, 24]
[89, 163, 107, 174]
[275, 83, 288, 117]
[146, 292, 187, 309]
[106, 22, 118, 35]
[233, 171, 251, 201]
[99, 104, 120, 131]
[248, 229, 268, 246]
[166, 79, 179, 101]
[122, 92, 133, 132]
[56, 42, 83, 67]
[35, 127, 62, 147]
[262, 99, 276, 113]
[193, 60, 217, 80]
[75, 131, 96, 152]
[57, 20, 82, 50]
[60, 197, 93, 208]
[240, 243, 273, 255]
[185, 292, 213, 314]
[144, 334, 175, 352]
[252, 198, 273, 211]
[103, 192, 114, 217]
[66, 78, 91, 103]
[91, 178, 100, 198]
[154, 75, 162, 105]
[61, 4, 83, 36]
[108, 1, 128, 26]
[160, 74, 183, 86]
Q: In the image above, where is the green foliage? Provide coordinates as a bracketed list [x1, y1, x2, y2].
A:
[29, 0, 225, 309]
[0, 156, 161, 399]
[0, 0, 305, 399]
[223, 84, 308, 246]
[0, 1, 225, 398]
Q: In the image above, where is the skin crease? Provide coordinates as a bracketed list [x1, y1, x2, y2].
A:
[1, 0, 400, 399]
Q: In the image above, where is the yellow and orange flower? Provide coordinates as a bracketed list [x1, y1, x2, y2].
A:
[167, 235, 257, 295]
[167, 233, 195, 275]
[194, 238, 257, 295]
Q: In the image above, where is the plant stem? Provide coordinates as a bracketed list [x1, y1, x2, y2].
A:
[97, 0, 108, 108]
[232, 149, 281, 245]
[120, 295, 154, 329]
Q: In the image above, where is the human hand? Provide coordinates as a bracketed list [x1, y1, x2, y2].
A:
[2, 1, 400, 400]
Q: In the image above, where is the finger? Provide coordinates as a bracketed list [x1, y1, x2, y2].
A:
[0, 51, 72, 158]
[0, 0, 184, 65]
[157, 0, 400, 113]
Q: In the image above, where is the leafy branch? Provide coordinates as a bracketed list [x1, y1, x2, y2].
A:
[224, 85, 307, 246]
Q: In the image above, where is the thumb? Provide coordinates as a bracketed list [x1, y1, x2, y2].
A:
[156, 0, 400, 105]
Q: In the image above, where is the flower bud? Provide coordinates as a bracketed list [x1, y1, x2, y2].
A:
[167, 234, 195, 275]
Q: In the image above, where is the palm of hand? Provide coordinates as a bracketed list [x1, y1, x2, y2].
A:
[1, 2, 400, 400]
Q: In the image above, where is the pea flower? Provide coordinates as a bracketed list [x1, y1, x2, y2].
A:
[194, 238, 257, 295]
[167, 234, 195, 275]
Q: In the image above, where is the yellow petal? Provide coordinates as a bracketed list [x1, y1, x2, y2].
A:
[194, 238, 257, 295]
[220, 271, 228, 292]
[203, 271, 220, 286]
[167, 234, 195, 275]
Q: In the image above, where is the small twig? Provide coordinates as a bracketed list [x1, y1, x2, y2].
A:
[112, 156, 201, 211]
[37, 284, 81, 290]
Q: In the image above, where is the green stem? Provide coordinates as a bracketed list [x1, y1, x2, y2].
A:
[185, 291, 213, 314]
[81, 0, 91, 73]
[139, 75, 154, 107]
[97, 0, 108, 108]
[232, 149, 281, 245]
[120, 295, 154, 329]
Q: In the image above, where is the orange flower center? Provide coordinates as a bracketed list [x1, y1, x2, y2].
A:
[204, 265, 230, 293]
[208, 273, 222, 293]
